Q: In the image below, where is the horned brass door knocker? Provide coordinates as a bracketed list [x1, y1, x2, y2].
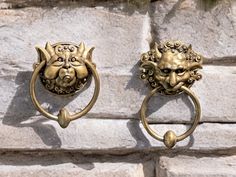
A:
[30, 42, 100, 128]
[139, 41, 203, 148]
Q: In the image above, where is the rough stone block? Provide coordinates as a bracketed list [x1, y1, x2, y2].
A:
[151, 0, 236, 59]
[157, 155, 236, 177]
[0, 118, 235, 152]
[0, 7, 150, 76]
[0, 160, 153, 177]
[1, 66, 236, 123]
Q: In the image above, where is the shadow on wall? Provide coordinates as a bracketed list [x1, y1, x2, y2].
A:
[0, 152, 96, 169]
[125, 61, 196, 148]
[0, 152, 159, 175]
[125, 61, 195, 119]
[197, 0, 220, 11]
[127, 120, 151, 148]
[3, 0, 151, 15]
[2, 71, 83, 148]
[3, 70, 93, 148]
[2, 67, 196, 150]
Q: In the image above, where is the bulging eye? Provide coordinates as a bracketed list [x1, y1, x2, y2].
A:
[70, 57, 76, 62]
[58, 47, 63, 52]
[176, 68, 185, 74]
[57, 57, 64, 62]
[69, 46, 75, 52]
[70, 57, 82, 66]
[161, 68, 171, 74]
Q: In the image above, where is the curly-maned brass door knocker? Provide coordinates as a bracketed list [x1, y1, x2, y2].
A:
[30, 42, 100, 128]
[139, 40, 203, 148]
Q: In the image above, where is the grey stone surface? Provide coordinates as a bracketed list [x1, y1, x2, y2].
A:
[1, 7, 236, 123]
[157, 155, 236, 177]
[0, 149, 155, 177]
[0, 161, 153, 177]
[0, 2, 236, 176]
[0, 7, 150, 76]
[151, 0, 236, 59]
[0, 1, 236, 176]
[0, 118, 235, 152]
[0, 0, 128, 9]
[1, 66, 236, 123]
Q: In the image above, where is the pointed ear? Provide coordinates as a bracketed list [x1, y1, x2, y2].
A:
[154, 42, 162, 59]
[82, 47, 95, 61]
[189, 62, 202, 70]
[45, 42, 55, 56]
[140, 60, 157, 70]
[78, 42, 85, 55]
[35, 46, 51, 62]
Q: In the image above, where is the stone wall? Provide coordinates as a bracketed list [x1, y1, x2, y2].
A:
[0, 0, 236, 176]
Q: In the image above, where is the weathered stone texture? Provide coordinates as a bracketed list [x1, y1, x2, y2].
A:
[1, 66, 236, 123]
[0, 5, 236, 125]
[0, 161, 153, 177]
[0, 0, 128, 9]
[0, 1, 236, 176]
[0, 152, 154, 177]
[0, 118, 235, 152]
[0, 7, 150, 75]
[151, 0, 236, 59]
[157, 155, 236, 177]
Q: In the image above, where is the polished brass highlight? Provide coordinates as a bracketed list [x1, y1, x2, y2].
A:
[30, 42, 100, 128]
[139, 40, 203, 148]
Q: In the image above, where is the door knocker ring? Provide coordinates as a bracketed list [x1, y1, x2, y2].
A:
[139, 40, 203, 148]
[30, 42, 100, 128]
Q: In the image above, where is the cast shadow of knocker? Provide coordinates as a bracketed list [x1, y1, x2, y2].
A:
[3, 70, 93, 148]
[2, 71, 64, 148]
[3, 42, 98, 148]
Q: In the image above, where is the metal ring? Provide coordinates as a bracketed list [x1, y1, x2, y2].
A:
[30, 59, 100, 128]
[140, 86, 201, 148]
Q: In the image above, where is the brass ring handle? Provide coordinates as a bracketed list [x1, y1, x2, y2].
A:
[139, 40, 203, 148]
[140, 86, 201, 148]
[30, 42, 100, 128]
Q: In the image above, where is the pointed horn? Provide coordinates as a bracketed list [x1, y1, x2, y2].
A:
[154, 42, 162, 58]
[45, 42, 55, 56]
[154, 42, 158, 50]
[78, 42, 85, 55]
[187, 44, 192, 53]
[35, 46, 51, 62]
[82, 47, 95, 61]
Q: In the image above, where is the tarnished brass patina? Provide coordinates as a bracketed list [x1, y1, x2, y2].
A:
[139, 40, 203, 148]
[30, 42, 100, 128]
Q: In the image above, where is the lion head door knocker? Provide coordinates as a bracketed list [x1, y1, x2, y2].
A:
[139, 41, 203, 148]
[30, 42, 100, 128]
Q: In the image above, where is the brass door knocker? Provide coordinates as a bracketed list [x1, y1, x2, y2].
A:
[139, 41, 203, 148]
[30, 42, 100, 128]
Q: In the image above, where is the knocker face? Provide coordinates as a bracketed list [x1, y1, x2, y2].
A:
[35, 42, 95, 95]
[140, 41, 203, 95]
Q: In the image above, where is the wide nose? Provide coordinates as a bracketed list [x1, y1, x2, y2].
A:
[63, 52, 70, 69]
[169, 72, 177, 87]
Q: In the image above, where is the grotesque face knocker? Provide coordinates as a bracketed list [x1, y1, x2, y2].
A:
[35, 42, 95, 95]
[140, 41, 202, 95]
[139, 41, 203, 149]
[30, 42, 100, 128]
